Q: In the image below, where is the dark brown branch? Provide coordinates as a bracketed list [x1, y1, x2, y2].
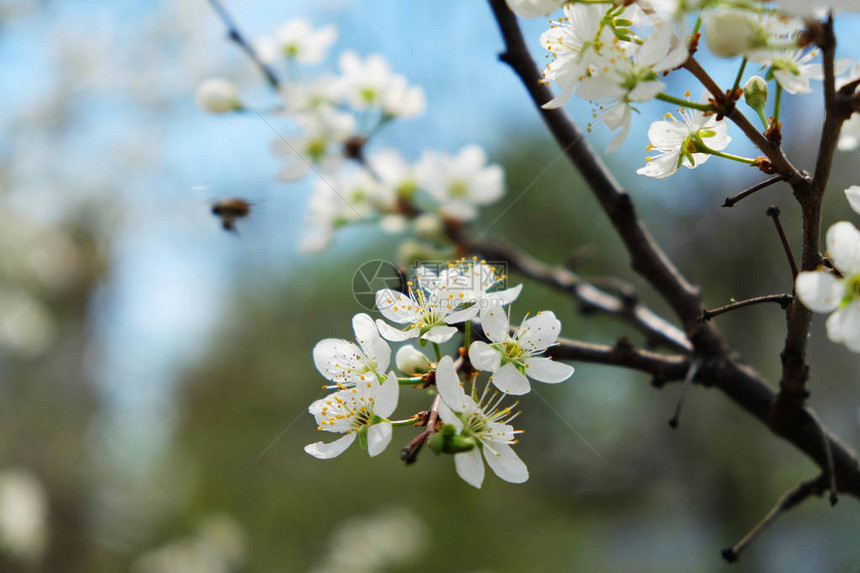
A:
[722, 175, 785, 207]
[549, 337, 690, 380]
[207, 0, 282, 89]
[766, 206, 799, 280]
[721, 475, 826, 563]
[446, 226, 692, 352]
[487, 0, 860, 520]
[668, 359, 702, 429]
[700, 294, 793, 321]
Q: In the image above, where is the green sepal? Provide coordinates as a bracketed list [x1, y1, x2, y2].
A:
[428, 424, 477, 455]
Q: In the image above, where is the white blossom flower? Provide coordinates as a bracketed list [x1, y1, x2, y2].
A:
[637, 102, 731, 178]
[196, 78, 241, 113]
[415, 259, 522, 323]
[795, 221, 860, 353]
[259, 19, 337, 65]
[506, 0, 564, 18]
[280, 74, 342, 115]
[703, 9, 771, 59]
[434, 356, 528, 488]
[576, 22, 688, 151]
[417, 145, 504, 221]
[273, 107, 356, 181]
[837, 64, 860, 152]
[313, 313, 391, 388]
[469, 308, 573, 395]
[304, 371, 399, 459]
[374, 285, 463, 343]
[540, 3, 627, 109]
[368, 149, 420, 200]
[337, 51, 425, 118]
[748, 49, 849, 95]
[299, 168, 388, 252]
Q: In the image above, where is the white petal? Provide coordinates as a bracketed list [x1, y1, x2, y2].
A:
[826, 221, 860, 276]
[826, 304, 860, 353]
[637, 152, 681, 178]
[367, 423, 393, 457]
[795, 271, 843, 313]
[445, 306, 480, 324]
[483, 442, 529, 484]
[375, 289, 417, 323]
[375, 371, 399, 417]
[454, 449, 485, 488]
[479, 306, 509, 342]
[487, 283, 523, 306]
[541, 83, 576, 109]
[437, 400, 463, 431]
[845, 186, 860, 215]
[525, 356, 574, 383]
[352, 313, 390, 372]
[375, 319, 417, 342]
[491, 362, 531, 395]
[435, 356, 469, 411]
[313, 339, 361, 381]
[423, 325, 458, 343]
[519, 311, 562, 351]
[304, 433, 356, 459]
[469, 341, 502, 372]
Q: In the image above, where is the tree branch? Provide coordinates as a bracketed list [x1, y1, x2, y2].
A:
[446, 224, 692, 352]
[207, 0, 282, 89]
[721, 474, 826, 563]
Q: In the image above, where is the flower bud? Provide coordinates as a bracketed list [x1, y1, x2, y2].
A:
[196, 78, 242, 113]
[743, 76, 768, 115]
[703, 10, 767, 59]
[396, 345, 432, 375]
[413, 213, 444, 241]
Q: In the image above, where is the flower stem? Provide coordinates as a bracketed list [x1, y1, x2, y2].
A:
[773, 83, 783, 125]
[389, 418, 421, 427]
[432, 342, 443, 362]
[700, 143, 757, 165]
[656, 93, 714, 112]
[690, 15, 703, 44]
[398, 377, 424, 385]
[731, 58, 748, 94]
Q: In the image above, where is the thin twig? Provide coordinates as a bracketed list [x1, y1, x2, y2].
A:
[766, 205, 799, 280]
[722, 175, 785, 207]
[721, 475, 826, 563]
[400, 394, 440, 465]
[207, 0, 282, 89]
[669, 359, 702, 429]
[700, 294, 793, 321]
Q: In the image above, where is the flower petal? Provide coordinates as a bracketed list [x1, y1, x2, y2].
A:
[795, 271, 843, 313]
[375, 319, 417, 342]
[483, 442, 529, 484]
[525, 356, 574, 383]
[454, 449, 485, 488]
[491, 362, 531, 395]
[423, 325, 458, 343]
[375, 289, 417, 323]
[479, 306, 510, 342]
[519, 311, 562, 351]
[469, 341, 502, 373]
[435, 356, 469, 411]
[375, 371, 399, 417]
[826, 304, 860, 353]
[312, 338, 361, 381]
[826, 221, 860, 276]
[367, 422, 393, 457]
[304, 433, 356, 459]
[352, 313, 390, 372]
[436, 400, 463, 431]
[845, 186, 860, 215]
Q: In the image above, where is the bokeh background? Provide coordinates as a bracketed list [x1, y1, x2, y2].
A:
[2, 1, 860, 571]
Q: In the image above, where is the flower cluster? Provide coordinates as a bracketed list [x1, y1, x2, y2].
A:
[305, 259, 575, 488]
[526, 0, 860, 176]
[196, 19, 507, 254]
[796, 186, 860, 353]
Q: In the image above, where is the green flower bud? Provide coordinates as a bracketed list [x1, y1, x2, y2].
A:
[395, 345, 432, 375]
[743, 76, 768, 115]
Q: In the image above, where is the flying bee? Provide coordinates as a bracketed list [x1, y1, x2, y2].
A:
[211, 197, 253, 234]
